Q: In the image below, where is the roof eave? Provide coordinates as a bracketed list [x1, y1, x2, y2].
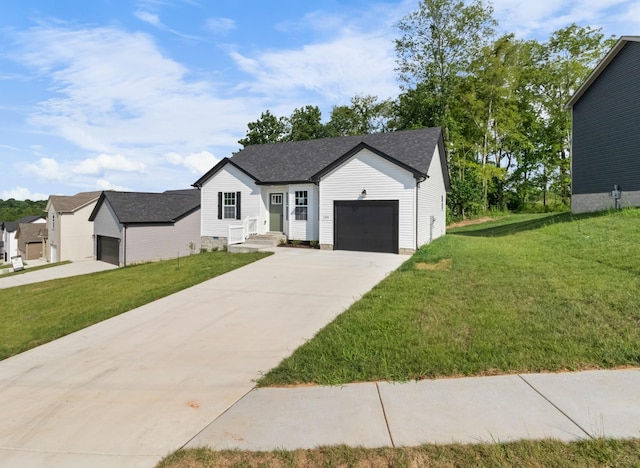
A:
[193, 158, 260, 187]
[311, 141, 426, 182]
[565, 36, 640, 109]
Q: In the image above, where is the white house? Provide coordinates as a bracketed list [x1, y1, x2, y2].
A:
[46, 191, 102, 262]
[88, 189, 201, 266]
[193, 128, 450, 254]
[1, 215, 46, 263]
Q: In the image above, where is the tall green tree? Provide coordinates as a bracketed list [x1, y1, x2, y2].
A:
[528, 25, 614, 204]
[395, 0, 496, 129]
[326, 95, 393, 136]
[395, 0, 496, 218]
[287, 105, 326, 141]
[238, 110, 288, 147]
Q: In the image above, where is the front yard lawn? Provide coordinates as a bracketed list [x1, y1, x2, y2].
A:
[259, 209, 640, 386]
[0, 251, 270, 360]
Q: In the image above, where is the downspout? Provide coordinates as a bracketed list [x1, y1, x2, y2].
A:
[416, 175, 428, 250]
[123, 225, 127, 267]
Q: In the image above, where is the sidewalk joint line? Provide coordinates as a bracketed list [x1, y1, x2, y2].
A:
[517, 374, 593, 440]
[180, 386, 256, 450]
[375, 382, 395, 448]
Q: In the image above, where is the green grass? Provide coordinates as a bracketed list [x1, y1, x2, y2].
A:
[157, 438, 640, 467]
[0, 251, 270, 360]
[258, 209, 640, 386]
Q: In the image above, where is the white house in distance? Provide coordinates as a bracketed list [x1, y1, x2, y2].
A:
[46, 191, 102, 262]
[88, 189, 201, 266]
[193, 127, 450, 254]
[1, 215, 45, 263]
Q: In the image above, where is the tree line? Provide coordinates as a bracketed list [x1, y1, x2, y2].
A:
[238, 0, 614, 219]
[0, 199, 47, 222]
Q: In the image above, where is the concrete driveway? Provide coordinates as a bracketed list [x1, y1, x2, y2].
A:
[0, 260, 117, 289]
[0, 249, 407, 467]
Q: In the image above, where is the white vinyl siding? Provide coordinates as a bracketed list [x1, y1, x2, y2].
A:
[200, 165, 261, 237]
[417, 145, 447, 246]
[287, 184, 318, 241]
[319, 149, 416, 250]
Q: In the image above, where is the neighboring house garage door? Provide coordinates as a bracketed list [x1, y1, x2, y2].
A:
[334, 200, 399, 254]
[97, 236, 119, 265]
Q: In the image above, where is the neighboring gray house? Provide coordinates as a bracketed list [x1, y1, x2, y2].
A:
[1, 215, 46, 263]
[88, 189, 201, 266]
[193, 127, 450, 254]
[566, 36, 640, 213]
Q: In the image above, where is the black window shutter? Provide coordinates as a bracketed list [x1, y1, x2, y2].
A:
[217, 192, 222, 219]
[236, 191, 242, 219]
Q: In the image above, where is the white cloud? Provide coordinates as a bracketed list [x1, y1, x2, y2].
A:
[13, 25, 251, 166]
[231, 32, 399, 102]
[490, 0, 631, 39]
[134, 10, 162, 28]
[1, 187, 48, 201]
[74, 153, 146, 175]
[205, 17, 236, 34]
[96, 179, 128, 191]
[26, 157, 67, 181]
[165, 151, 217, 174]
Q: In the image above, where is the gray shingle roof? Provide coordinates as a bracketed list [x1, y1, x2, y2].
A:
[2, 215, 45, 233]
[89, 189, 200, 224]
[194, 127, 446, 186]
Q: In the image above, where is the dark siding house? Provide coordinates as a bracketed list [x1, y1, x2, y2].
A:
[566, 36, 640, 213]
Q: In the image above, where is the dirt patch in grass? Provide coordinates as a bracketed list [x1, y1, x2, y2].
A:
[448, 216, 493, 228]
[415, 258, 452, 271]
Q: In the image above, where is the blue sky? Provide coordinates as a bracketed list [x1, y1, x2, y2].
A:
[1, 0, 638, 200]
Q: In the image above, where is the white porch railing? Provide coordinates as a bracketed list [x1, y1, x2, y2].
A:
[228, 217, 259, 245]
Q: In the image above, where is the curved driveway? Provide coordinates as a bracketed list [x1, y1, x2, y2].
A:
[0, 249, 407, 467]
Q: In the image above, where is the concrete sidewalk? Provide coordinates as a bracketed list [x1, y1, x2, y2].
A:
[187, 368, 640, 451]
[0, 260, 117, 289]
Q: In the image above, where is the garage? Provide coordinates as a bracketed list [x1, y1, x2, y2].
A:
[334, 200, 399, 254]
[97, 235, 120, 266]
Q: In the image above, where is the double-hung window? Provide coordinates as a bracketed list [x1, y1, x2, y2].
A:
[223, 192, 236, 219]
[294, 190, 308, 221]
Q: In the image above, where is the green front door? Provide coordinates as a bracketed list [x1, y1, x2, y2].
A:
[269, 193, 283, 232]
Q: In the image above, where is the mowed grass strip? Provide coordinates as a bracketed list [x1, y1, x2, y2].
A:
[0, 251, 270, 360]
[259, 209, 640, 386]
[157, 438, 640, 467]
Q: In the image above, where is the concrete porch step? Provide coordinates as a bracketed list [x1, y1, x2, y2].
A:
[228, 232, 285, 253]
[228, 243, 268, 253]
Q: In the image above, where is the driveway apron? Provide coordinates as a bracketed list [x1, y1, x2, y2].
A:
[0, 249, 407, 467]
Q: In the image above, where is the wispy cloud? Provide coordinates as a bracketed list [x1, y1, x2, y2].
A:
[205, 17, 236, 35]
[230, 31, 399, 103]
[73, 153, 146, 175]
[165, 150, 217, 174]
[491, 0, 632, 38]
[134, 9, 200, 40]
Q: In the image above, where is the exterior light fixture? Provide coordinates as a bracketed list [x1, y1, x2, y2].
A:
[361, 189, 367, 198]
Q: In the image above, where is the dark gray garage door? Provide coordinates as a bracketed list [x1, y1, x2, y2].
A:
[334, 200, 399, 254]
[97, 236, 120, 266]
